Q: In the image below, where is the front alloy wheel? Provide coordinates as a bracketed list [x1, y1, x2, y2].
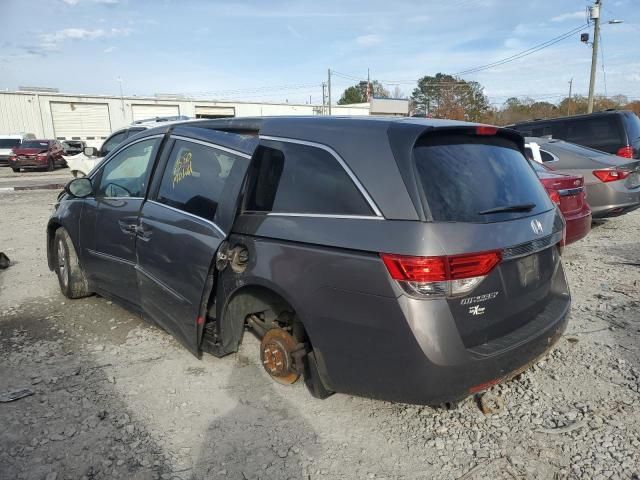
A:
[56, 238, 69, 290]
[53, 228, 91, 299]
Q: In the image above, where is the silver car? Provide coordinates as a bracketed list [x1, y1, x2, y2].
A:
[526, 137, 640, 218]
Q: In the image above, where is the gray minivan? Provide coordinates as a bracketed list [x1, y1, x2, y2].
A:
[47, 117, 570, 405]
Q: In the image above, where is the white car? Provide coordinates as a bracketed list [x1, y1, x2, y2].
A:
[0, 132, 36, 166]
[64, 116, 192, 177]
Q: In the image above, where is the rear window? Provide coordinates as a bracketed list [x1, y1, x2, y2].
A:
[565, 117, 623, 145]
[413, 135, 552, 223]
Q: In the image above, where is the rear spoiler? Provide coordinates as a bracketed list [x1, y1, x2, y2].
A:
[419, 124, 525, 149]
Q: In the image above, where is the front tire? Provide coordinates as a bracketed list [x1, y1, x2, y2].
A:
[11, 167, 19, 173]
[54, 228, 90, 299]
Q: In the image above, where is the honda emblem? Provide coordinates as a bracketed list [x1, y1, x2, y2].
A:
[530, 219, 544, 235]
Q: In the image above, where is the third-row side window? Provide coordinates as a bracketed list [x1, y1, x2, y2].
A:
[244, 142, 373, 216]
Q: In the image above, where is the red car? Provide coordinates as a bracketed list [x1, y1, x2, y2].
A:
[8, 139, 66, 172]
[530, 160, 592, 245]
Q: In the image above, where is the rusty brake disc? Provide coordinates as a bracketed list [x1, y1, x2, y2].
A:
[260, 328, 302, 385]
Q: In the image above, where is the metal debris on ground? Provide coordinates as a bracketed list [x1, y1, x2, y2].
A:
[0, 388, 34, 403]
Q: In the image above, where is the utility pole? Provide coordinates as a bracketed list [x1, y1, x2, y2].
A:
[567, 78, 573, 116]
[587, 0, 601, 113]
[322, 82, 327, 115]
[367, 68, 371, 102]
[327, 68, 332, 115]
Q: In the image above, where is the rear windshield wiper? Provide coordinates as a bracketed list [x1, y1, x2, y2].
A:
[478, 203, 536, 215]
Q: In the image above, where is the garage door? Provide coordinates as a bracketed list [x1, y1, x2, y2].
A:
[131, 104, 180, 122]
[50, 102, 111, 141]
[195, 105, 235, 119]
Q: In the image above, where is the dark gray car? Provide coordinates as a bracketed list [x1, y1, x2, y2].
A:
[526, 137, 640, 218]
[47, 117, 570, 405]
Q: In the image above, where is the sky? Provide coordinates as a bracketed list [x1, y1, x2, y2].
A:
[1, 0, 639, 107]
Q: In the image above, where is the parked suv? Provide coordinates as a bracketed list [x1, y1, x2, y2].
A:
[509, 110, 640, 159]
[9, 139, 66, 172]
[47, 117, 570, 405]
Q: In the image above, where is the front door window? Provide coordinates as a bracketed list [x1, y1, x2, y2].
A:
[96, 138, 158, 198]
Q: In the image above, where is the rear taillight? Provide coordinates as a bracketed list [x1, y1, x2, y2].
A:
[380, 251, 501, 298]
[616, 145, 634, 158]
[593, 168, 631, 183]
[547, 189, 561, 205]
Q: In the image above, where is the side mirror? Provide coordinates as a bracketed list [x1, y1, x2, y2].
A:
[65, 178, 93, 198]
[83, 146, 98, 157]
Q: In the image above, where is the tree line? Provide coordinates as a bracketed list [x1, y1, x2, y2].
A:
[337, 73, 640, 125]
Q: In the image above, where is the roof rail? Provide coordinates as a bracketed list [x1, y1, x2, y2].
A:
[132, 115, 191, 125]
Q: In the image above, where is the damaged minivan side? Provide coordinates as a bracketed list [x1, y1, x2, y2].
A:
[47, 117, 570, 405]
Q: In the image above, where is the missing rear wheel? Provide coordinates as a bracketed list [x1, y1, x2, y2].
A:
[259, 328, 303, 385]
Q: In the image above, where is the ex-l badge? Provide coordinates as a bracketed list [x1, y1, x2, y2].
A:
[468, 305, 486, 316]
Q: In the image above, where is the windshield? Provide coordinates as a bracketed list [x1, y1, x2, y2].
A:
[0, 139, 22, 149]
[20, 140, 50, 149]
[413, 134, 552, 223]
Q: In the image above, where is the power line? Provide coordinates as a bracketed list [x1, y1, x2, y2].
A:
[455, 23, 589, 76]
[364, 24, 590, 88]
[599, 29, 608, 97]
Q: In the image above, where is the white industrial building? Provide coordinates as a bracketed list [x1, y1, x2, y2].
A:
[0, 90, 408, 148]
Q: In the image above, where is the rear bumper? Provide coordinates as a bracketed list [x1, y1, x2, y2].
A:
[310, 262, 571, 405]
[564, 207, 592, 245]
[586, 182, 640, 218]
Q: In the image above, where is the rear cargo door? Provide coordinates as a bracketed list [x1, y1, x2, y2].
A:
[412, 132, 565, 348]
[134, 134, 253, 354]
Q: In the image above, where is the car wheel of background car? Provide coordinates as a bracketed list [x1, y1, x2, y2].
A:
[11, 167, 19, 173]
[53, 228, 91, 299]
[47, 158, 54, 172]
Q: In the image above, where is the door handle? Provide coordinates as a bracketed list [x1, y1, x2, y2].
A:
[134, 225, 152, 240]
[119, 221, 138, 235]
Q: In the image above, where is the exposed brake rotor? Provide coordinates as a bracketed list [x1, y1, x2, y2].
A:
[260, 328, 303, 385]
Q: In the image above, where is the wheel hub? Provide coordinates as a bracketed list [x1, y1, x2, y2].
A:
[260, 328, 301, 385]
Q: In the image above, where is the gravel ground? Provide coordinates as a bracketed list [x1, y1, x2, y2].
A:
[0, 189, 639, 480]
